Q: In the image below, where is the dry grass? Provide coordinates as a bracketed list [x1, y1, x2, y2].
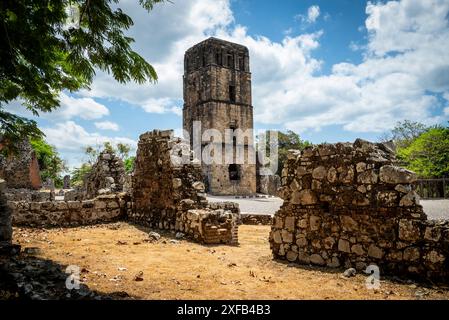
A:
[12, 223, 449, 300]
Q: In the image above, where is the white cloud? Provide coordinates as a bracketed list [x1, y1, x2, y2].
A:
[94, 121, 119, 131]
[52, 93, 110, 120]
[295, 5, 321, 25]
[43, 121, 136, 152]
[77, 0, 449, 136]
[4, 93, 110, 121]
[307, 5, 321, 23]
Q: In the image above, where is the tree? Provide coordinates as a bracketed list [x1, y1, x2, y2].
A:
[70, 163, 92, 188]
[124, 156, 135, 174]
[397, 124, 449, 178]
[117, 142, 131, 159]
[30, 137, 67, 187]
[1, 0, 163, 149]
[380, 120, 429, 149]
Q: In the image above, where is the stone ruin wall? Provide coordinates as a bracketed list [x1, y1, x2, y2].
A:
[257, 174, 281, 196]
[9, 193, 128, 227]
[0, 140, 41, 190]
[84, 150, 126, 199]
[129, 130, 240, 244]
[2, 130, 240, 246]
[270, 139, 449, 283]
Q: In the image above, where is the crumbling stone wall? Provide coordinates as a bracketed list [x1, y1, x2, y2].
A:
[129, 130, 239, 244]
[270, 139, 449, 282]
[9, 193, 128, 227]
[84, 150, 126, 199]
[0, 179, 12, 252]
[0, 140, 41, 189]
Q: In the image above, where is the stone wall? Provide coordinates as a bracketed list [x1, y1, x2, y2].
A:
[241, 214, 273, 225]
[84, 150, 126, 199]
[257, 174, 281, 196]
[5, 188, 54, 202]
[0, 179, 12, 252]
[9, 193, 128, 227]
[0, 140, 41, 189]
[129, 130, 239, 244]
[270, 139, 449, 282]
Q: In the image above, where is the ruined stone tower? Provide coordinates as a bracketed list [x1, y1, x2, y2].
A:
[183, 38, 256, 195]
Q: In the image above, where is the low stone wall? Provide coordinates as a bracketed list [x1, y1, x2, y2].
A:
[178, 209, 239, 244]
[271, 139, 449, 283]
[5, 188, 54, 202]
[241, 214, 273, 225]
[9, 193, 128, 227]
[129, 130, 239, 245]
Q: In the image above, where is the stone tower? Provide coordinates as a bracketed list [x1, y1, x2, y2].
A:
[183, 37, 256, 195]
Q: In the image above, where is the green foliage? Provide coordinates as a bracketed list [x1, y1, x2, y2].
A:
[397, 124, 449, 178]
[30, 137, 67, 187]
[0, 0, 163, 150]
[272, 130, 312, 174]
[124, 156, 135, 174]
[70, 163, 92, 188]
[0, 109, 43, 154]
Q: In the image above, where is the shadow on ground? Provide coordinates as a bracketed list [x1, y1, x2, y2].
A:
[0, 252, 138, 300]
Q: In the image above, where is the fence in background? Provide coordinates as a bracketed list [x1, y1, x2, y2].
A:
[415, 178, 448, 199]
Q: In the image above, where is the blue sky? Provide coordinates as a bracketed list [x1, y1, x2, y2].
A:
[6, 0, 449, 168]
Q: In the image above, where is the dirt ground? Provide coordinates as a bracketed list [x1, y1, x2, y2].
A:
[10, 223, 449, 300]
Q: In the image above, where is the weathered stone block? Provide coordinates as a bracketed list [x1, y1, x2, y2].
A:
[399, 220, 421, 241]
[338, 239, 351, 253]
[379, 165, 417, 184]
[403, 247, 420, 261]
[367, 244, 384, 259]
[291, 190, 317, 205]
[309, 254, 325, 266]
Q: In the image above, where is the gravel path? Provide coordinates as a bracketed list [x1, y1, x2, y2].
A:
[421, 200, 449, 220]
[207, 195, 449, 220]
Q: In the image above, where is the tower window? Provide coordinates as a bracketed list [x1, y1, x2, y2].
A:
[228, 164, 240, 181]
[216, 52, 221, 65]
[238, 56, 244, 70]
[227, 52, 234, 68]
[229, 85, 236, 102]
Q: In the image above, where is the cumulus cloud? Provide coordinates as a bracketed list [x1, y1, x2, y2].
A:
[78, 0, 449, 136]
[94, 121, 120, 131]
[51, 93, 110, 120]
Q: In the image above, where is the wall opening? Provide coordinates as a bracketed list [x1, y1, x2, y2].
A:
[229, 85, 236, 102]
[229, 164, 240, 181]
